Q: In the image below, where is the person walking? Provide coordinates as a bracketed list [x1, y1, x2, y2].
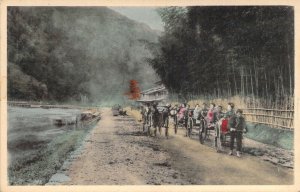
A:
[193, 104, 201, 120]
[152, 102, 160, 136]
[214, 105, 224, 152]
[228, 109, 247, 157]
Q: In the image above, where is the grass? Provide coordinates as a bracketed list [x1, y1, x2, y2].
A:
[169, 93, 293, 110]
[9, 129, 90, 185]
[169, 95, 247, 109]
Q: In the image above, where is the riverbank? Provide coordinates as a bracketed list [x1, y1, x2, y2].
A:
[9, 129, 89, 185]
[8, 107, 100, 185]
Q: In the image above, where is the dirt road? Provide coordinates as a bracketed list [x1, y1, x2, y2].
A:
[65, 108, 293, 185]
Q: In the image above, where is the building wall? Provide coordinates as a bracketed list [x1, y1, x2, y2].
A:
[140, 89, 168, 101]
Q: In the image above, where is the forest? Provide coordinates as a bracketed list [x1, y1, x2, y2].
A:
[148, 7, 294, 108]
[8, 7, 159, 104]
[7, 6, 294, 108]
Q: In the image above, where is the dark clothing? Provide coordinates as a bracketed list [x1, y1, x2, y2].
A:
[184, 108, 190, 117]
[227, 110, 236, 129]
[229, 115, 246, 152]
[162, 107, 170, 128]
[200, 108, 208, 119]
[236, 116, 247, 132]
[228, 116, 236, 129]
[152, 107, 160, 128]
[215, 111, 224, 121]
[230, 131, 243, 151]
[225, 109, 235, 118]
[184, 108, 190, 128]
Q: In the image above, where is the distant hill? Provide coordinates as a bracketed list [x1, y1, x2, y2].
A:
[8, 7, 159, 104]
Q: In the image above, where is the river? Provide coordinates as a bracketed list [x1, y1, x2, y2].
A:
[8, 106, 82, 166]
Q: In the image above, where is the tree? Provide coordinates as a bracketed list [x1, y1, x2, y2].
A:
[125, 80, 141, 100]
[148, 6, 294, 104]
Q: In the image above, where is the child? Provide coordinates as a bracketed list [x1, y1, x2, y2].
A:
[228, 109, 247, 157]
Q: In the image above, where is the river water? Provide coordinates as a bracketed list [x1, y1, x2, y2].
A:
[8, 106, 82, 165]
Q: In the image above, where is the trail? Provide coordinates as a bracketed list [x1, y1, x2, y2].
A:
[65, 108, 293, 185]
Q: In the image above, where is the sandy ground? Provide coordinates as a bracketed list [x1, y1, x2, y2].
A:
[64, 108, 293, 185]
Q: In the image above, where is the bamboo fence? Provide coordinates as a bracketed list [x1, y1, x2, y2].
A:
[241, 108, 294, 130]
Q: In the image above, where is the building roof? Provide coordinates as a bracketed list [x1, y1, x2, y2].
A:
[140, 85, 167, 95]
[154, 81, 163, 85]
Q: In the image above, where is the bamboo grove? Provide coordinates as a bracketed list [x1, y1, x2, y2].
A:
[147, 7, 294, 108]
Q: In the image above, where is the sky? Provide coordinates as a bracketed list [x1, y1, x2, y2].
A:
[109, 7, 164, 31]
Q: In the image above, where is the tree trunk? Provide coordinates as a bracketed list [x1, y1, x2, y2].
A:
[253, 59, 259, 97]
[264, 71, 268, 99]
[231, 60, 238, 95]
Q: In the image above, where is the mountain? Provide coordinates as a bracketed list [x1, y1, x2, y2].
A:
[8, 7, 159, 104]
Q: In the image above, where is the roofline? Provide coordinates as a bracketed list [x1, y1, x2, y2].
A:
[140, 86, 167, 94]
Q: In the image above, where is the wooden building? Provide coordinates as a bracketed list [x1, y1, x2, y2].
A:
[137, 81, 168, 104]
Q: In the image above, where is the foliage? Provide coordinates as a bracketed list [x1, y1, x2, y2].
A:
[149, 6, 294, 104]
[8, 7, 158, 103]
[125, 80, 141, 100]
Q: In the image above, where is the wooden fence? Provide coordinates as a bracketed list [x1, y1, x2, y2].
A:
[241, 108, 294, 130]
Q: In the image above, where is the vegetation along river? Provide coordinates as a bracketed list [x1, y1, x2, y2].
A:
[7, 106, 89, 185]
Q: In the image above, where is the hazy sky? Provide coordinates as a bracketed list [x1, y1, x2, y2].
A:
[109, 7, 164, 31]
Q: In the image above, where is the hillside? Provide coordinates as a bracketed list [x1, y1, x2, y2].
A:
[8, 7, 159, 104]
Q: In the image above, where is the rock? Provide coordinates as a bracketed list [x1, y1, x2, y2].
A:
[281, 162, 293, 169]
[31, 180, 43, 185]
[172, 173, 178, 179]
[47, 173, 71, 185]
[254, 151, 264, 156]
[154, 161, 171, 167]
[262, 156, 279, 164]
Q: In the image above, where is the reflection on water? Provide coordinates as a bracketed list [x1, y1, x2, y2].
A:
[8, 106, 82, 164]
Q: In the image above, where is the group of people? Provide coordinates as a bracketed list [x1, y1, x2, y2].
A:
[174, 102, 248, 157]
[140, 102, 167, 136]
[140, 101, 248, 157]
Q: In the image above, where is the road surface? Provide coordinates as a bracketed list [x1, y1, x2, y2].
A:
[65, 108, 293, 185]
